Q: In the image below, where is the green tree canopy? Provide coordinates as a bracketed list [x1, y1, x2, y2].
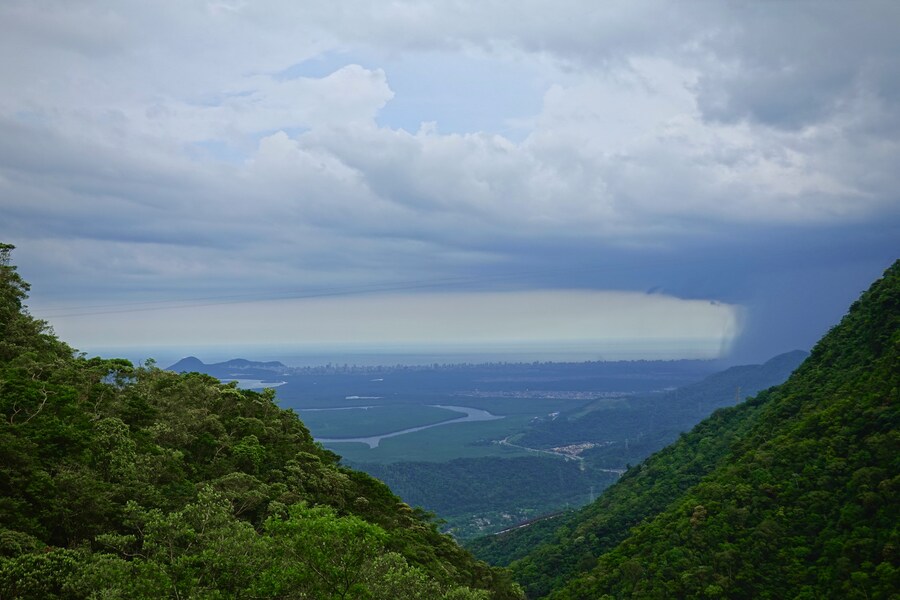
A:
[0, 243, 523, 599]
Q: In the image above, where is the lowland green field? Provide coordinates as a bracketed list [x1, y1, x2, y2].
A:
[307, 396, 598, 463]
[296, 404, 461, 438]
[324, 413, 541, 463]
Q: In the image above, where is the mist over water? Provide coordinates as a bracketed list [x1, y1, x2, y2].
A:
[87, 338, 734, 370]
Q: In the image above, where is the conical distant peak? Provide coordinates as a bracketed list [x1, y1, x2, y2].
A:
[167, 356, 206, 371]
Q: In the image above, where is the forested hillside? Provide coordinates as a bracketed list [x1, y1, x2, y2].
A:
[515, 350, 807, 473]
[516, 350, 806, 451]
[466, 351, 806, 563]
[357, 457, 620, 539]
[494, 261, 899, 598]
[0, 243, 523, 599]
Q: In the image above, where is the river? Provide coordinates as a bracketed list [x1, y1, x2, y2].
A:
[315, 405, 503, 448]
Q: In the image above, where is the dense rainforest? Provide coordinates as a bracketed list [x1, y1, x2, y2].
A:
[0, 242, 523, 599]
[474, 260, 899, 599]
[357, 456, 620, 539]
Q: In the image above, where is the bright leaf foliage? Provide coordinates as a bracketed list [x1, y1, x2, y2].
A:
[502, 260, 899, 599]
[0, 244, 523, 599]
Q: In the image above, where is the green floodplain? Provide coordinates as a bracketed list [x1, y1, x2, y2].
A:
[314, 397, 587, 464]
[296, 404, 463, 440]
[172, 352, 808, 538]
[201, 361, 715, 466]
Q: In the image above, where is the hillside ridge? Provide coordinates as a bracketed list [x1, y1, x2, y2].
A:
[502, 261, 899, 598]
[167, 356, 288, 372]
[0, 244, 522, 599]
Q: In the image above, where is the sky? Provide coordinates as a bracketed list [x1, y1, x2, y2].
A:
[1, 1, 898, 365]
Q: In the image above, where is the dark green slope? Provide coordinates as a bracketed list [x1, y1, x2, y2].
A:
[466, 350, 806, 568]
[515, 350, 807, 456]
[482, 395, 766, 597]
[357, 456, 621, 539]
[0, 244, 523, 599]
[510, 261, 899, 599]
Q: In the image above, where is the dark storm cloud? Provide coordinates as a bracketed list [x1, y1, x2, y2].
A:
[690, 3, 900, 130]
[0, 1, 897, 360]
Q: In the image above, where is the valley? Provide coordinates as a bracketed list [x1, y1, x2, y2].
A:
[2, 244, 896, 599]
[171, 352, 806, 538]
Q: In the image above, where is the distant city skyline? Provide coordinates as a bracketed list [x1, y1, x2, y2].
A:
[2, 2, 898, 364]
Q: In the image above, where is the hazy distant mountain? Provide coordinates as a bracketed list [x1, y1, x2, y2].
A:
[167, 355, 206, 372]
[167, 356, 288, 376]
[514, 349, 809, 457]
